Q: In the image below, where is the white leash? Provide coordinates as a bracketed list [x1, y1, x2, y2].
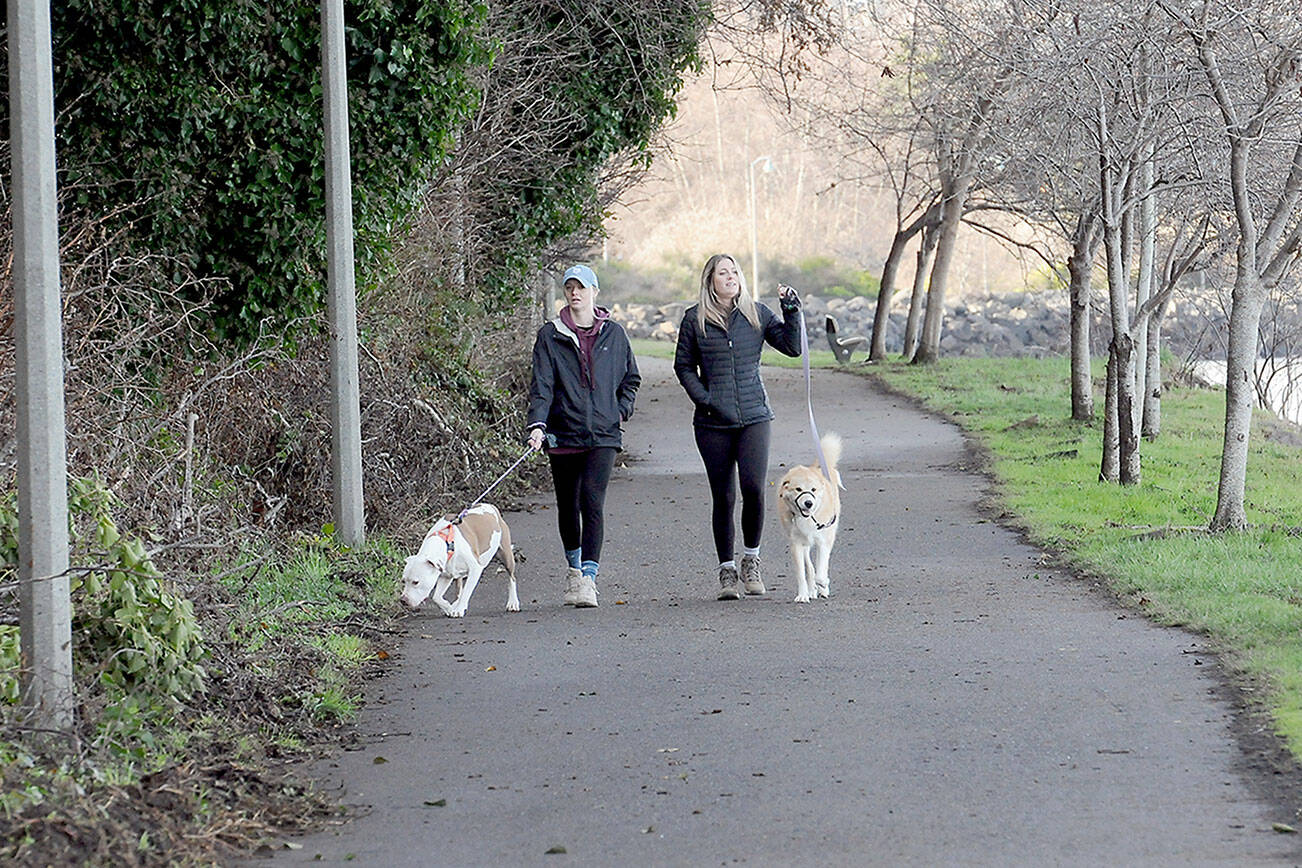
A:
[456, 445, 537, 522]
[792, 297, 835, 485]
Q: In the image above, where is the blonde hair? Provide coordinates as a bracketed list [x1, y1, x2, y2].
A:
[697, 254, 760, 333]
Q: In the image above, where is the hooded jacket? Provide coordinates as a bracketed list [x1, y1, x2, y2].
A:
[673, 299, 802, 429]
[528, 308, 640, 449]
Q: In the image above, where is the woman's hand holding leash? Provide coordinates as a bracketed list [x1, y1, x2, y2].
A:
[527, 428, 545, 451]
[778, 284, 801, 307]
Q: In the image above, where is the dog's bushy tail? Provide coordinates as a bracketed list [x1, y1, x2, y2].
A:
[820, 432, 842, 472]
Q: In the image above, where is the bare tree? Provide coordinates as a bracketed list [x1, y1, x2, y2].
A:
[1162, 1, 1302, 530]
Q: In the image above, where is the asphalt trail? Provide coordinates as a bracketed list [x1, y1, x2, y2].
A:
[271, 355, 1302, 866]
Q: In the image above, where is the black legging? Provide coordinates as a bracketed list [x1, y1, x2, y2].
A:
[548, 447, 617, 563]
[693, 421, 771, 563]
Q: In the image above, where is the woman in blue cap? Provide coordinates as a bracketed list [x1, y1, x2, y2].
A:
[527, 264, 640, 608]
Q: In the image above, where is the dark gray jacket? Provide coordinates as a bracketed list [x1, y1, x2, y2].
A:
[673, 300, 802, 429]
[528, 314, 640, 449]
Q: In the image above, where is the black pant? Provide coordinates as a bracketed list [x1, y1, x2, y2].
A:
[548, 447, 617, 563]
[693, 421, 771, 563]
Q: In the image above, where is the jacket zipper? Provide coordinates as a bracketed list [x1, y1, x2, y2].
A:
[729, 318, 741, 421]
[557, 324, 596, 447]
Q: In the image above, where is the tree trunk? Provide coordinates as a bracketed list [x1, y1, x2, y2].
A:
[871, 229, 911, 362]
[1142, 292, 1170, 439]
[902, 227, 937, 361]
[914, 176, 970, 364]
[874, 204, 937, 362]
[1067, 213, 1100, 421]
[1209, 274, 1267, 531]
[1133, 149, 1156, 437]
[1100, 349, 1119, 483]
[1101, 166, 1140, 485]
[1115, 332, 1140, 484]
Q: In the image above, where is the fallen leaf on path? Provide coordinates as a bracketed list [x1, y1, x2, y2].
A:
[1273, 823, 1297, 834]
[485, 666, 496, 671]
[372, 756, 388, 764]
[545, 845, 568, 854]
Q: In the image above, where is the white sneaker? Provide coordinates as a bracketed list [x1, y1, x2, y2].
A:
[563, 567, 582, 606]
[574, 574, 598, 608]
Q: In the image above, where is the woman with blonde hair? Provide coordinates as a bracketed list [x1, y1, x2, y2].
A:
[673, 253, 802, 600]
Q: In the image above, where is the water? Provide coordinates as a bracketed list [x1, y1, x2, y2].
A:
[1191, 358, 1302, 427]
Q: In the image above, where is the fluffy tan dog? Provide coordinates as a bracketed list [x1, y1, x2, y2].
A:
[776, 432, 842, 603]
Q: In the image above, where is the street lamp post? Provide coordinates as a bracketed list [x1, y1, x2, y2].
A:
[12, 0, 74, 732]
[322, 0, 364, 546]
[747, 155, 773, 299]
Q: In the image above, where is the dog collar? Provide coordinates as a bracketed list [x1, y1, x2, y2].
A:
[815, 514, 837, 531]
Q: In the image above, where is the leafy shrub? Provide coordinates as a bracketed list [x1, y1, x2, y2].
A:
[0, 478, 206, 708]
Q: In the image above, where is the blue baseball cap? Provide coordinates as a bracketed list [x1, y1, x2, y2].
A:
[562, 264, 599, 290]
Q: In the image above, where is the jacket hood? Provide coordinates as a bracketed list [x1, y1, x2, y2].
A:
[554, 305, 611, 340]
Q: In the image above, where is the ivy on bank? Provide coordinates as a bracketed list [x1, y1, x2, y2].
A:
[35, 0, 490, 340]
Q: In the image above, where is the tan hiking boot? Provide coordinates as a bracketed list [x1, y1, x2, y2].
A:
[716, 564, 741, 600]
[563, 567, 582, 606]
[740, 554, 766, 595]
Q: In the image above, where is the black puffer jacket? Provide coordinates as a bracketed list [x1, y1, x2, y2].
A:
[528, 314, 640, 449]
[674, 300, 802, 429]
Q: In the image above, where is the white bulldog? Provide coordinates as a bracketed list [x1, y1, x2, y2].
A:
[400, 503, 519, 617]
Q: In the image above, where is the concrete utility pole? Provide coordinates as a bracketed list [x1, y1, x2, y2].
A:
[321, 0, 364, 546]
[10, 0, 74, 730]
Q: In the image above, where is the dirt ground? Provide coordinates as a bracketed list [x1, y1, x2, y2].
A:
[265, 355, 1302, 866]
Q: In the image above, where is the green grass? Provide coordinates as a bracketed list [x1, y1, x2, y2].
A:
[215, 532, 400, 725]
[863, 355, 1302, 755]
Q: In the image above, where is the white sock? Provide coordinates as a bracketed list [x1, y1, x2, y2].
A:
[743, 546, 760, 558]
[720, 560, 737, 570]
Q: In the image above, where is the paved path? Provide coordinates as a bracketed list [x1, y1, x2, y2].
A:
[274, 356, 1301, 866]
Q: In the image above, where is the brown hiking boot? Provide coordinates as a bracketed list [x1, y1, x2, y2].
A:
[740, 554, 766, 595]
[716, 564, 741, 600]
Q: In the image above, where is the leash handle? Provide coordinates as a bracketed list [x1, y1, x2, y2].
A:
[797, 306, 835, 485]
[456, 445, 536, 521]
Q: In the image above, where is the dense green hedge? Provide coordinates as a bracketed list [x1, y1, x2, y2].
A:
[46, 0, 489, 339]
